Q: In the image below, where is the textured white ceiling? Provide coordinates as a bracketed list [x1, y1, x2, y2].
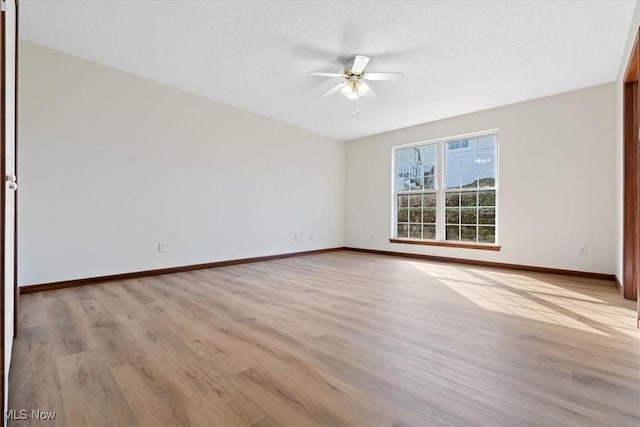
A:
[21, 0, 636, 141]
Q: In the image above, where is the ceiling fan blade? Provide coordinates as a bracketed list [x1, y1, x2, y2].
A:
[322, 82, 347, 97]
[350, 55, 370, 74]
[309, 72, 345, 78]
[364, 72, 404, 81]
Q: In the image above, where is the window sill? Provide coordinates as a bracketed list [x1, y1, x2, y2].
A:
[389, 238, 501, 251]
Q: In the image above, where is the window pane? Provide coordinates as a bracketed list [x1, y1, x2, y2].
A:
[478, 153, 496, 188]
[445, 192, 460, 207]
[397, 172, 409, 191]
[446, 174, 461, 189]
[398, 194, 409, 208]
[409, 208, 422, 223]
[423, 193, 436, 208]
[465, 138, 479, 151]
[477, 136, 497, 180]
[396, 148, 411, 191]
[478, 135, 495, 150]
[397, 147, 411, 160]
[411, 175, 423, 190]
[407, 176, 422, 190]
[476, 152, 495, 166]
[397, 145, 437, 193]
[477, 139, 496, 167]
[478, 226, 495, 243]
[461, 226, 477, 242]
[410, 195, 422, 207]
[397, 224, 408, 238]
[446, 150, 462, 174]
[478, 174, 495, 189]
[423, 225, 436, 240]
[446, 208, 459, 224]
[460, 171, 477, 189]
[461, 208, 477, 224]
[422, 208, 436, 223]
[424, 173, 436, 190]
[478, 190, 495, 207]
[446, 134, 496, 193]
[409, 224, 422, 239]
[446, 225, 460, 241]
[478, 208, 495, 225]
[397, 208, 408, 223]
[461, 192, 477, 207]
[417, 145, 437, 180]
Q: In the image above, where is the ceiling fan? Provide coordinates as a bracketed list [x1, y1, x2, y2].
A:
[309, 54, 403, 100]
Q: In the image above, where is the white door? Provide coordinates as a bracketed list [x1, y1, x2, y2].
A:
[2, 0, 17, 414]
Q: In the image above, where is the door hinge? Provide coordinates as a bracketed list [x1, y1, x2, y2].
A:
[0, 1, 6, 12]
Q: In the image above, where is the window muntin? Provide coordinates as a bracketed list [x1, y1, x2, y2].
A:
[393, 132, 498, 245]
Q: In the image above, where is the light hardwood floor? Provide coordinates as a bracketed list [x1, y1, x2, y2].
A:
[8, 251, 640, 426]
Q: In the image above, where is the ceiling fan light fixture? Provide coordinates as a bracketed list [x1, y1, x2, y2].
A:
[356, 81, 370, 97]
[340, 82, 357, 99]
[341, 81, 369, 100]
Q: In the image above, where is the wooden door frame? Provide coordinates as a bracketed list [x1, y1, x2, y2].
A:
[623, 28, 640, 327]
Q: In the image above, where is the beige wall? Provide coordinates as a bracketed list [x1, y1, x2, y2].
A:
[18, 41, 345, 286]
[345, 83, 616, 274]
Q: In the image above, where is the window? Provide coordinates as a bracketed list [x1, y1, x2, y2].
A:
[395, 144, 437, 240]
[393, 131, 498, 247]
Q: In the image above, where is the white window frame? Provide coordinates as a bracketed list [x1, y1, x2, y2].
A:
[391, 129, 500, 247]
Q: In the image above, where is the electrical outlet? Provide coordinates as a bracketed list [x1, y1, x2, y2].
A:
[309, 234, 313, 241]
[370, 233, 375, 240]
[578, 246, 588, 256]
[293, 234, 299, 242]
[158, 242, 167, 253]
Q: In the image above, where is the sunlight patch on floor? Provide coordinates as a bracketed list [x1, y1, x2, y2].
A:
[408, 262, 640, 336]
[472, 270, 608, 303]
[470, 270, 638, 331]
[435, 277, 608, 336]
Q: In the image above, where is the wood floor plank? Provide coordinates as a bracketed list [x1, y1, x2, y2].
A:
[229, 366, 350, 427]
[87, 320, 147, 368]
[17, 292, 48, 330]
[147, 353, 268, 426]
[79, 298, 120, 328]
[144, 300, 256, 376]
[89, 282, 152, 323]
[250, 414, 283, 427]
[9, 251, 640, 426]
[111, 357, 195, 426]
[56, 350, 139, 426]
[8, 326, 68, 427]
[46, 293, 96, 358]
